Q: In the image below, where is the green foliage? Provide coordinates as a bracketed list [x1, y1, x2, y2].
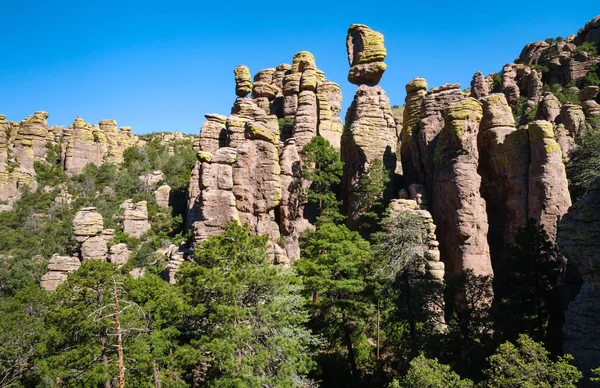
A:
[177, 222, 316, 386]
[441, 270, 495, 380]
[296, 222, 374, 384]
[566, 124, 600, 201]
[483, 334, 581, 387]
[34, 141, 66, 187]
[574, 41, 599, 56]
[355, 159, 391, 236]
[591, 366, 600, 383]
[371, 212, 445, 377]
[583, 64, 600, 87]
[543, 84, 580, 105]
[512, 96, 538, 125]
[0, 285, 49, 386]
[491, 73, 502, 92]
[0, 191, 74, 296]
[531, 64, 549, 73]
[393, 355, 474, 388]
[41, 260, 148, 386]
[300, 136, 344, 223]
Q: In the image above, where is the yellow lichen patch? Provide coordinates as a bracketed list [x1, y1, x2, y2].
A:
[197, 151, 212, 163]
[528, 120, 555, 142]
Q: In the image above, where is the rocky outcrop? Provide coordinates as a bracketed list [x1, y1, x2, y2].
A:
[198, 114, 227, 153]
[40, 255, 81, 291]
[73, 207, 104, 241]
[432, 98, 492, 276]
[122, 200, 151, 238]
[536, 92, 562, 123]
[580, 86, 600, 117]
[401, 78, 428, 184]
[478, 94, 530, 262]
[527, 121, 571, 239]
[187, 50, 344, 263]
[470, 71, 489, 99]
[559, 177, 600, 380]
[42, 207, 119, 289]
[154, 184, 171, 208]
[109, 243, 130, 266]
[342, 24, 397, 229]
[190, 148, 239, 242]
[0, 112, 138, 206]
[417, 83, 465, 196]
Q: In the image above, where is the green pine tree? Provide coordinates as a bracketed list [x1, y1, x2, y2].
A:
[176, 222, 316, 387]
[300, 136, 344, 223]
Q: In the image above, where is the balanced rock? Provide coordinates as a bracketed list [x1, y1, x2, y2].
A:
[346, 24, 387, 85]
[234, 65, 253, 97]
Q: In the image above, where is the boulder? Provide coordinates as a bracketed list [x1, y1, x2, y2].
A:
[154, 184, 171, 208]
[122, 200, 151, 238]
[73, 207, 104, 241]
[234, 65, 253, 97]
[346, 24, 387, 85]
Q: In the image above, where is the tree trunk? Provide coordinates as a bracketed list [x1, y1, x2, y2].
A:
[113, 280, 125, 388]
[342, 312, 359, 381]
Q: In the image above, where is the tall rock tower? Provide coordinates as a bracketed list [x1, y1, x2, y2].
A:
[341, 24, 397, 229]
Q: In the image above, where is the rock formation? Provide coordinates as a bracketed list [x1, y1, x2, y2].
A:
[342, 24, 397, 228]
[41, 207, 122, 290]
[559, 177, 600, 381]
[154, 184, 171, 208]
[0, 112, 138, 206]
[527, 121, 572, 239]
[432, 98, 493, 275]
[40, 255, 81, 291]
[122, 200, 151, 238]
[187, 49, 344, 262]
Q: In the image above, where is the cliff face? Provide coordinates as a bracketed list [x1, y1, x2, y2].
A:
[558, 178, 600, 380]
[0, 113, 139, 204]
[187, 51, 345, 263]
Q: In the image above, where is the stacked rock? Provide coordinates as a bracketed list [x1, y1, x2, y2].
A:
[188, 50, 345, 263]
[341, 24, 397, 229]
[121, 200, 151, 238]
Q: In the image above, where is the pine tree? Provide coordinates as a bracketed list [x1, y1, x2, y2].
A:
[300, 136, 344, 223]
[176, 222, 316, 386]
[296, 222, 375, 384]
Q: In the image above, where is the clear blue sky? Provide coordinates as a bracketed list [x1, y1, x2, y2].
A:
[0, 1, 597, 134]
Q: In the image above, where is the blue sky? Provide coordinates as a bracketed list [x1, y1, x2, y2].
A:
[0, 1, 597, 134]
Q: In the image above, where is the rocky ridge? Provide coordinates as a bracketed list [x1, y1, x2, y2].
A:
[0, 113, 139, 205]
